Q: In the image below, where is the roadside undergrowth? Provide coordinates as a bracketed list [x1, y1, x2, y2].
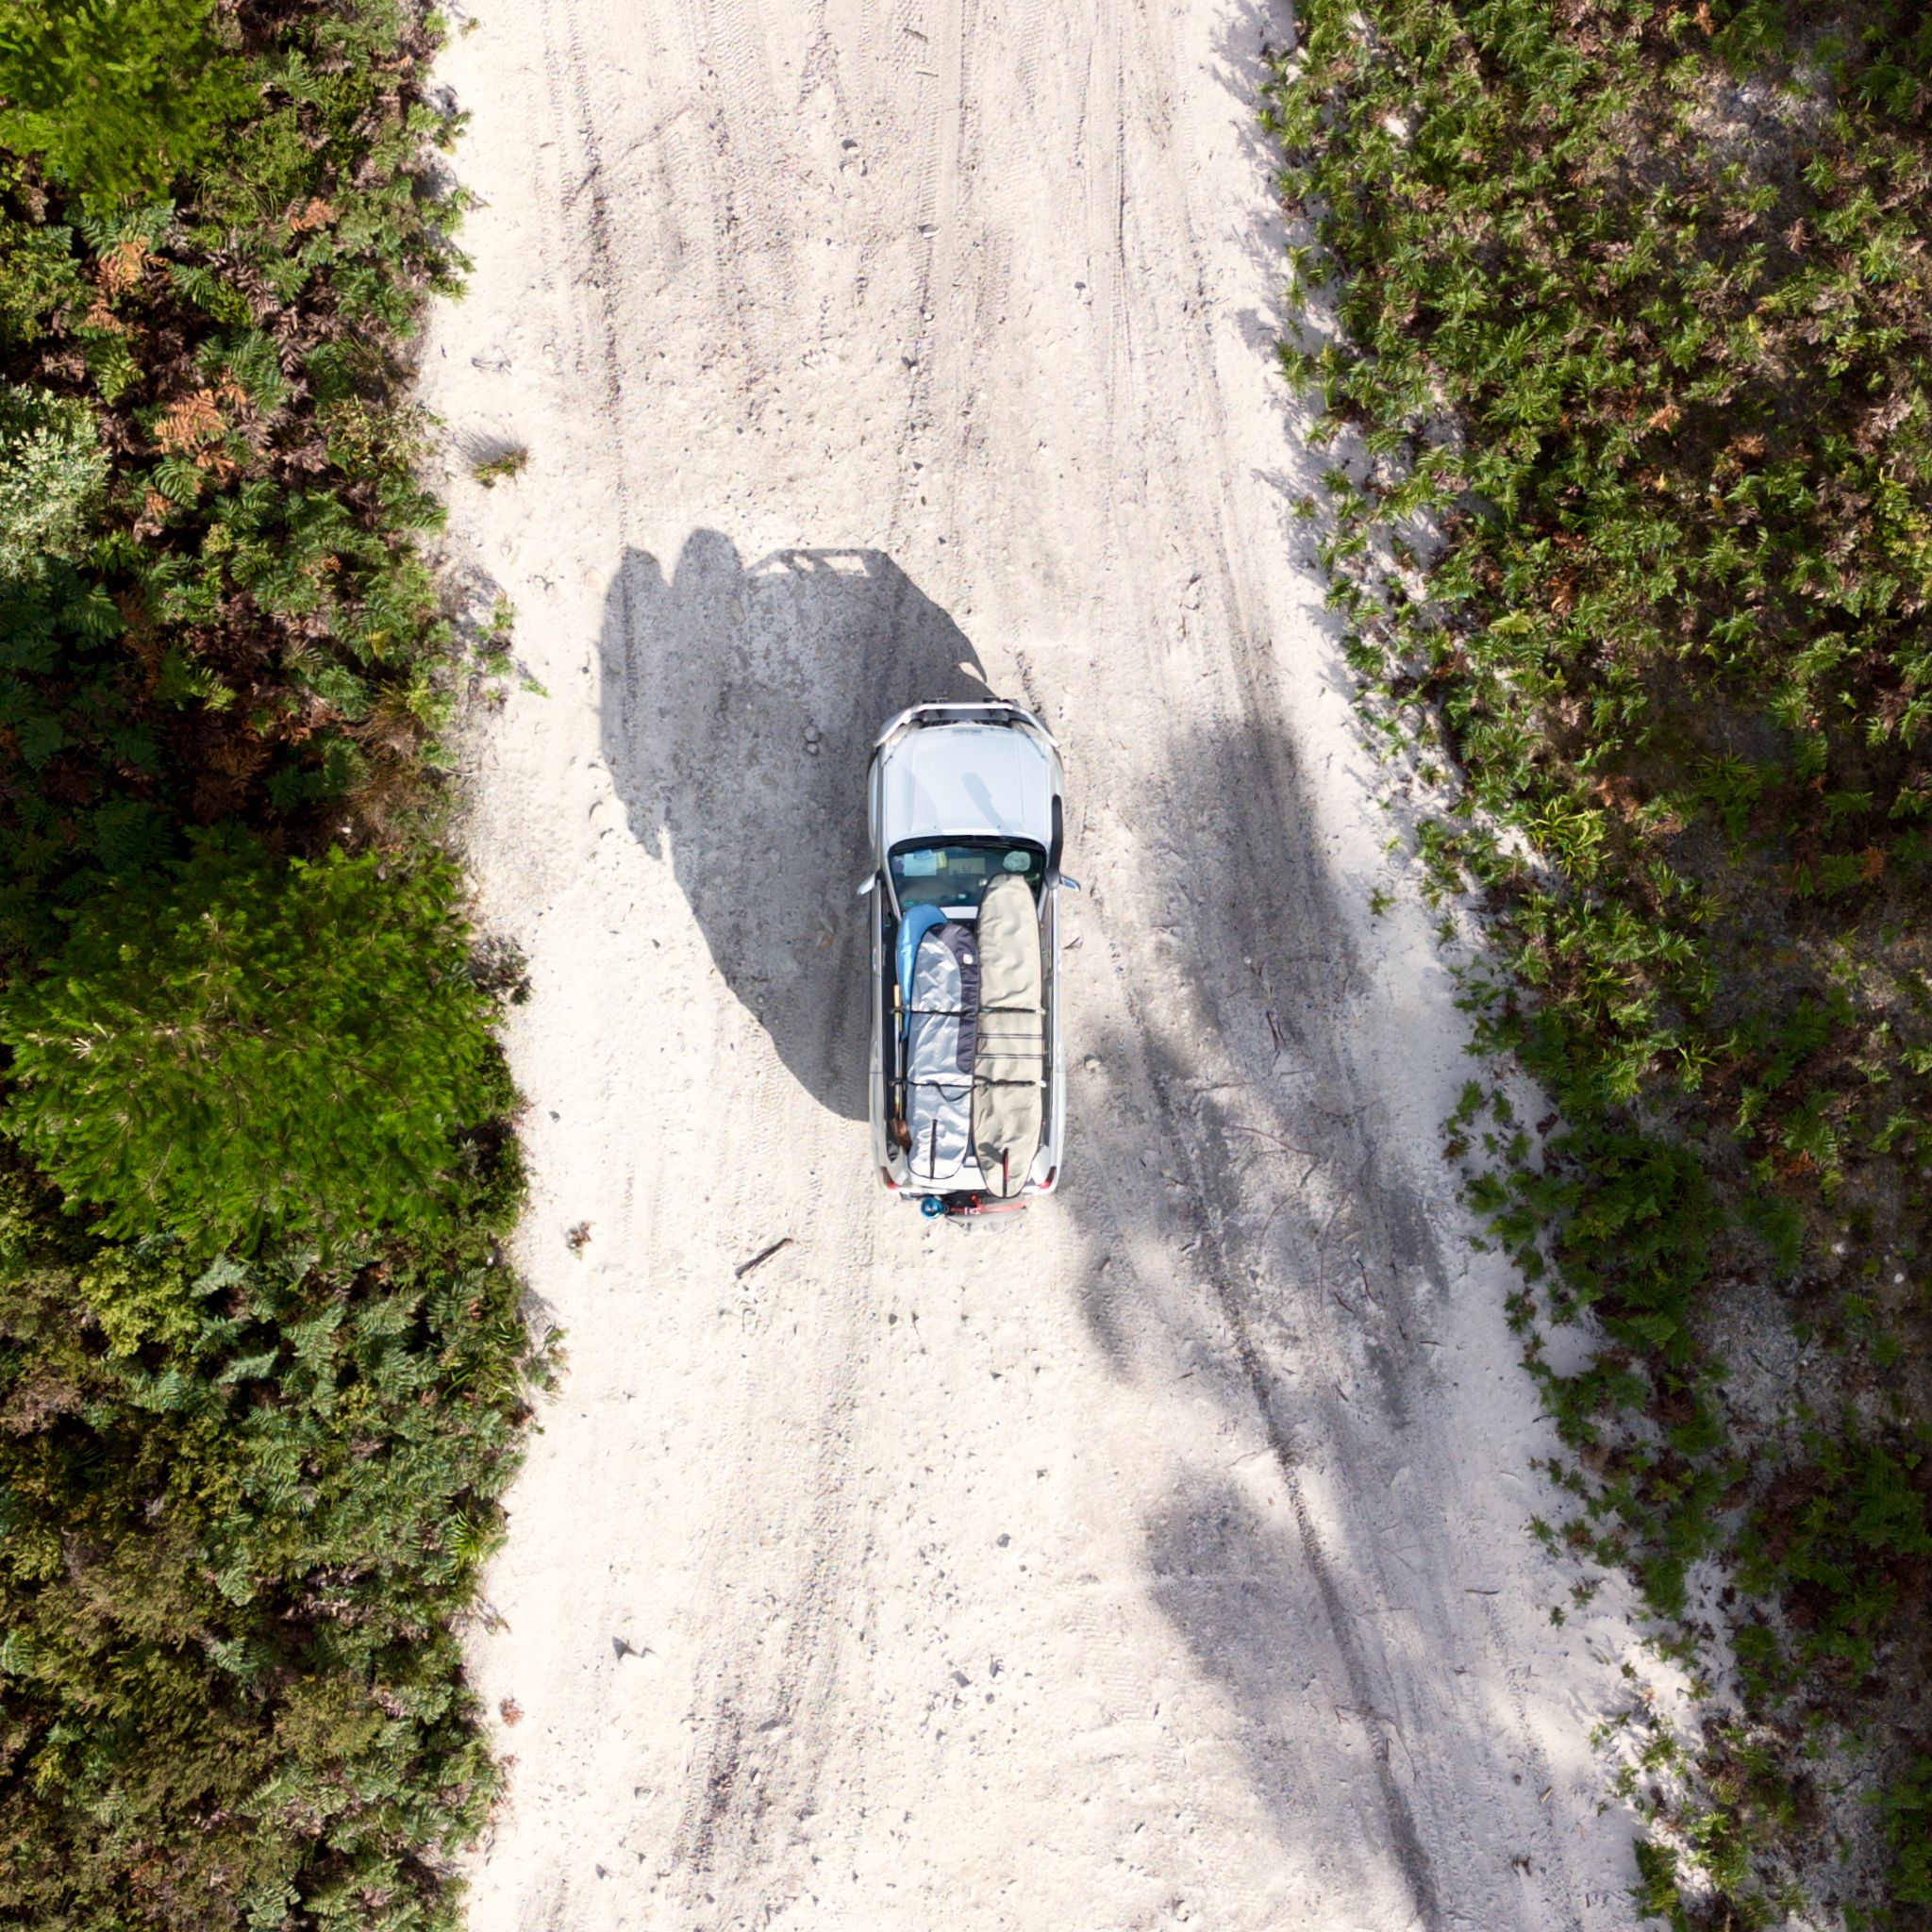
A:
[0, 4, 545, 1926]
[1265, 3, 1931, 1924]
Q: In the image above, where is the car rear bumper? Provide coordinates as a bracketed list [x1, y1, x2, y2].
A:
[877, 1150, 1059, 1202]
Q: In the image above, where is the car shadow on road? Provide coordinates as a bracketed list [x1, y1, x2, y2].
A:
[597, 535, 990, 1119]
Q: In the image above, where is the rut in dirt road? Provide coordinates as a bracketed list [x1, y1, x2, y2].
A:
[425, 0, 1655, 1925]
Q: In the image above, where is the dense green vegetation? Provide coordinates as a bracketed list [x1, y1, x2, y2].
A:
[0, 0, 247, 202]
[0, 3, 542, 1925]
[0, 841, 498, 1251]
[1267, 2, 1931, 1922]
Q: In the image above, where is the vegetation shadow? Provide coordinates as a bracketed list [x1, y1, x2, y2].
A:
[1145, 1474, 1447, 1929]
[1062, 708, 1446, 1391]
[596, 536, 989, 1119]
[1051, 707, 1516, 1918]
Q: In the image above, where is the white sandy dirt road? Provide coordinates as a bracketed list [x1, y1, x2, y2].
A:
[425, 1, 1653, 1927]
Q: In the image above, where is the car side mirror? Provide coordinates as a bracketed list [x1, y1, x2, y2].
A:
[856, 874, 877, 899]
[1059, 875, 1082, 893]
[1044, 796, 1066, 890]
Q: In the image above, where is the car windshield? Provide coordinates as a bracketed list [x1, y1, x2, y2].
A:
[891, 840, 1044, 911]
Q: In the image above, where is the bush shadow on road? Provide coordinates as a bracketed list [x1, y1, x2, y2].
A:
[1058, 706, 1443, 1391]
[1144, 1471, 1449, 1929]
[597, 535, 989, 1120]
[1048, 699, 1479, 1926]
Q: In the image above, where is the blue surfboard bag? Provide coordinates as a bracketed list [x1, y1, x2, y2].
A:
[896, 904, 946, 1012]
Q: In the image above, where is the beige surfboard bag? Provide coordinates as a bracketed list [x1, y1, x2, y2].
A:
[971, 873, 1045, 1196]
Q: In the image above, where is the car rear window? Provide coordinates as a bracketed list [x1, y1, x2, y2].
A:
[891, 841, 1044, 910]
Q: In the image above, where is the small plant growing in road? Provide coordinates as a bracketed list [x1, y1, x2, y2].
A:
[468, 438, 529, 488]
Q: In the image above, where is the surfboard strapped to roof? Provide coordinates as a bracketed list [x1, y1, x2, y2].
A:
[970, 874, 1045, 1196]
[903, 919, 979, 1185]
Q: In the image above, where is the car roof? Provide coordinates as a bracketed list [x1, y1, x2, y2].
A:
[877, 722, 1055, 847]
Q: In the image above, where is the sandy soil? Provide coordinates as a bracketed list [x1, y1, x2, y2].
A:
[423, 1, 1655, 1926]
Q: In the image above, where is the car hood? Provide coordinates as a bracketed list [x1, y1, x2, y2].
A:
[878, 724, 1055, 846]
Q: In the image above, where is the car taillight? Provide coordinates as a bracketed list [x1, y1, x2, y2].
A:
[880, 1168, 899, 1191]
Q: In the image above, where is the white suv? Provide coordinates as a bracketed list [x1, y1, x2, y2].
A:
[861, 702, 1074, 1217]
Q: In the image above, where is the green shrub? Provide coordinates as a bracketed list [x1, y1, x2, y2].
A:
[0, 1165, 542, 1932]
[0, 383, 106, 578]
[0, 162, 85, 351]
[0, 2, 536, 1922]
[0, 0, 249, 202]
[1267, 0, 1932, 1915]
[0, 836, 497, 1251]
[1738, 1436, 1932, 1685]
[1882, 1756, 1932, 1909]
[0, 5, 469, 948]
